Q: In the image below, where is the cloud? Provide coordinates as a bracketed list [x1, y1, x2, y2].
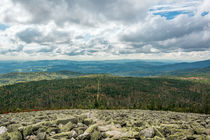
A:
[120, 1, 210, 53]
[16, 25, 71, 45]
[16, 28, 42, 44]
[0, 0, 209, 61]
[10, 0, 159, 26]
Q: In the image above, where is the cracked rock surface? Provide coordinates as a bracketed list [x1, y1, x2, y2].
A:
[0, 109, 209, 140]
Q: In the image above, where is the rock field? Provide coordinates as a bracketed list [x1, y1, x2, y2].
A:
[0, 109, 210, 140]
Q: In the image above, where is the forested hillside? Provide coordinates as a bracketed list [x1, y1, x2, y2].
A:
[0, 71, 83, 86]
[162, 66, 210, 83]
[0, 75, 209, 114]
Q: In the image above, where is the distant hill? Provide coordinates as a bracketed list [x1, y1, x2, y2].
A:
[164, 66, 210, 76]
[0, 76, 209, 114]
[0, 71, 83, 86]
[0, 59, 209, 76]
[161, 66, 210, 83]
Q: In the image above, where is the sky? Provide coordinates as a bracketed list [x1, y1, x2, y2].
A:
[0, 0, 210, 61]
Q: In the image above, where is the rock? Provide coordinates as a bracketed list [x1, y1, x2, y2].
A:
[7, 124, 22, 132]
[36, 132, 46, 140]
[205, 129, 210, 135]
[77, 123, 87, 128]
[26, 135, 36, 140]
[153, 136, 164, 140]
[193, 128, 206, 135]
[70, 117, 78, 124]
[74, 128, 85, 135]
[154, 127, 164, 138]
[77, 114, 88, 122]
[70, 130, 78, 138]
[83, 119, 93, 126]
[140, 127, 155, 138]
[17, 122, 45, 139]
[105, 130, 130, 139]
[8, 131, 22, 140]
[98, 125, 111, 132]
[0, 132, 10, 140]
[50, 130, 77, 139]
[0, 126, 7, 134]
[85, 124, 98, 134]
[90, 130, 101, 140]
[56, 116, 78, 125]
[60, 122, 74, 132]
[77, 132, 90, 140]
[56, 118, 72, 125]
[47, 127, 61, 134]
[0, 110, 209, 140]
[21, 124, 40, 138]
[182, 136, 196, 140]
[51, 131, 75, 139]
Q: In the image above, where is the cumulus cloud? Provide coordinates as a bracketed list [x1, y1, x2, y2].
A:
[0, 0, 209, 60]
[120, 0, 210, 54]
[10, 0, 158, 25]
[16, 27, 71, 45]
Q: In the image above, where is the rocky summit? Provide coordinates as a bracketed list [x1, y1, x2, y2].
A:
[0, 110, 209, 140]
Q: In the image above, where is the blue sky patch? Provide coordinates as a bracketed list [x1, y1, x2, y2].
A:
[201, 11, 208, 16]
[153, 11, 194, 20]
[0, 24, 9, 31]
[84, 34, 91, 42]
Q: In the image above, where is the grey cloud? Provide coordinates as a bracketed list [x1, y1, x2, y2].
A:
[0, 45, 24, 54]
[1, 0, 209, 60]
[16, 28, 71, 45]
[159, 30, 210, 52]
[64, 50, 86, 56]
[121, 15, 209, 43]
[16, 28, 42, 44]
[38, 46, 56, 53]
[11, 0, 156, 26]
[120, 14, 210, 53]
[62, 37, 115, 56]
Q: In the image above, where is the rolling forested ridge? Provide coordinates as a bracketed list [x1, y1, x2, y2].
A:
[0, 75, 209, 114]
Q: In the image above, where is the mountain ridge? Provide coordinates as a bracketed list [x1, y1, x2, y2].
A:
[0, 59, 209, 76]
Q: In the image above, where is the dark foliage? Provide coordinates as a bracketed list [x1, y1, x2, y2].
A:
[0, 76, 209, 114]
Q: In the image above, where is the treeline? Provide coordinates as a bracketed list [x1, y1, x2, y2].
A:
[0, 75, 209, 113]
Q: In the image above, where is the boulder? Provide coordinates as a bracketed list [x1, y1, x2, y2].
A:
[51, 131, 76, 139]
[83, 119, 93, 126]
[0, 126, 7, 135]
[60, 122, 74, 132]
[0, 132, 10, 140]
[105, 130, 130, 139]
[7, 124, 22, 133]
[36, 132, 47, 140]
[8, 131, 22, 140]
[85, 124, 98, 134]
[140, 127, 155, 138]
[46, 127, 61, 134]
[205, 129, 210, 135]
[56, 117, 78, 125]
[77, 132, 90, 140]
[90, 130, 101, 140]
